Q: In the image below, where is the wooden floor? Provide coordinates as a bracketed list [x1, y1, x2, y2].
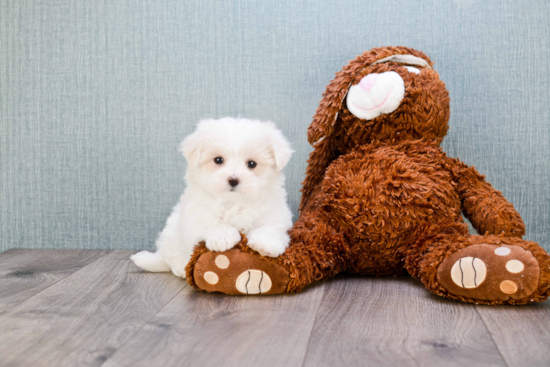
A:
[1, 250, 549, 367]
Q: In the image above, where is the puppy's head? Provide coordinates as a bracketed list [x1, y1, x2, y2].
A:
[180, 117, 293, 200]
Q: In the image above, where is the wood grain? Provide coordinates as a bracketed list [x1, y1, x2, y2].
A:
[302, 275, 506, 367]
[0, 250, 186, 366]
[2, 251, 549, 367]
[0, 249, 110, 313]
[108, 281, 326, 367]
[476, 301, 550, 367]
[99, 359, 124, 367]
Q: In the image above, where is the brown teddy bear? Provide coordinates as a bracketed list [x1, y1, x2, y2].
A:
[185, 46, 550, 305]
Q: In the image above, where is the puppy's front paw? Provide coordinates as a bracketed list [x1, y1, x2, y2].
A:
[248, 227, 289, 257]
[205, 226, 242, 252]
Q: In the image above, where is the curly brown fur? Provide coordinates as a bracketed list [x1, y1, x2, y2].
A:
[301, 46, 446, 211]
[185, 241, 210, 291]
[188, 46, 550, 305]
[444, 158, 526, 238]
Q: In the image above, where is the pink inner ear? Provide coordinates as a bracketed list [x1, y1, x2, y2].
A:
[359, 74, 379, 92]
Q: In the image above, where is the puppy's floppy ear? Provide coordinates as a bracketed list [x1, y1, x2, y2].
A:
[266, 122, 294, 170]
[179, 130, 203, 166]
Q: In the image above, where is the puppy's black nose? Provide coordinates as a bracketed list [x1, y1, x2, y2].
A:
[228, 178, 239, 187]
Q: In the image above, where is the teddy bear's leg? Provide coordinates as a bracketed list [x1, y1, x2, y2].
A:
[404, 221, 550, 305]
[186, 208, 349, 295]
[186, 242, 291, 295]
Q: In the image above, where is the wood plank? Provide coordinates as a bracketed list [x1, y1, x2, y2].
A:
[0, 249, 110, 313]
[0, 251, 186, 366]
[302, 275, 506, 367]
[100, 359, 124, 367]
[476, 300, 550, 367]
[108, 281, 326, 367]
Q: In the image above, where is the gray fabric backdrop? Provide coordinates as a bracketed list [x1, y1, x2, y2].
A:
[1, 0, 549, 252]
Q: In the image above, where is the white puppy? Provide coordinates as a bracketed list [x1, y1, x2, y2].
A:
[131, 117, 294, 277]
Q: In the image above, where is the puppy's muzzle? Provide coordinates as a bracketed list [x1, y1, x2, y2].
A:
[228, 177, 240, 188]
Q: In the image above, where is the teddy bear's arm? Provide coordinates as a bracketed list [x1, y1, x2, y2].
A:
[447, 158, 525, 238]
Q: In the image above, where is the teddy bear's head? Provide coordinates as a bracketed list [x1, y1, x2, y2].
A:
[307, 46, 450, 153]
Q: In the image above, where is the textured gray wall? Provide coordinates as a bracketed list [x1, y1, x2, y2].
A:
[1, 0, 549, 252]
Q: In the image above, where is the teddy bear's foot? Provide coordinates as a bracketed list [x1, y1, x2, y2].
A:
[438, 243, 540, 302]
[191, 248, 290, 295]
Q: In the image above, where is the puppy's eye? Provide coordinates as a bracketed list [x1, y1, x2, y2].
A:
[247, 161, 257, 169]
[214, 157, 224, 165]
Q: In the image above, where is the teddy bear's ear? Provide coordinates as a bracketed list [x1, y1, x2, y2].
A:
[306, 61, 362, 146]
[307, 46, 434, 145]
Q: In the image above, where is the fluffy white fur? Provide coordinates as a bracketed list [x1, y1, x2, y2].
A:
[130, 117, 294, 278]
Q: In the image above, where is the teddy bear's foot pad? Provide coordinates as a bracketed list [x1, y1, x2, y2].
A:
[438, 244, 540, 301]
[193, 248, 290, 295]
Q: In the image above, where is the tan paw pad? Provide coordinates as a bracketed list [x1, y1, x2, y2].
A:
[500, 280, 518, 294]
[215, 255, 230, 269]
[494, 247, 511, 256]
[204, 271, 219, 284]
[235, 270, 272, 294]
[438, 243, 540, 301]
[505, 260, 524, 273]
[450, 257, 486, 288]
